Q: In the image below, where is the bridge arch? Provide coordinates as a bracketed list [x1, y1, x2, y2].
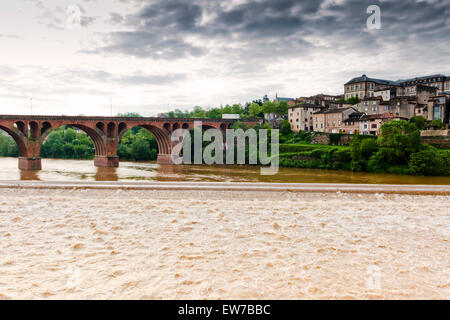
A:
[40, 123, 107, 157]
[118, 124, 171, 158]
[0, 125, 28, 157]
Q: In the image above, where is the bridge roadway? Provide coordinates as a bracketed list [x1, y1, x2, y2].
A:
[0, 115, 259, 170]
[0, 181, 449, 195]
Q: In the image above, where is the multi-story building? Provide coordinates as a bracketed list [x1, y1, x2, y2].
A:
[427, 93, 449, 124]
[329, 100, 353, 109]
[445, 79, 450, 92]
[359, 114, 409, 136]
[356, 96, 384, 115]
[345, 74, 448, 100]
[396, 83, 438, 99]
[390, 96, 417, 119]
[313, 107, 359, 133]
[288, 103, 324, 133]
[344, 75, 398, 100]
[296, 94, 342, 109]
[373, 87, 397, 101]
[342, 111, 364, 134]
[397, 74, 447, 94]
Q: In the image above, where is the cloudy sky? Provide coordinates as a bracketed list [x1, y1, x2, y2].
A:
[0, 0, 449, 116]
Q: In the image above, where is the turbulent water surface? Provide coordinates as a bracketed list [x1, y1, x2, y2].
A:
[0, 157, 449, 299]
[0, 189, 448, 299]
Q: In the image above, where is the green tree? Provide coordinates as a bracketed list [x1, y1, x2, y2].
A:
[192, 106, 206, 118]
[410, 116, 426, 130]
[360, 138, 379, 160]
[409, 148, 448, 176]
[206, 108, 222, 119]
[64, 128, 77, 143]
[249, 102, 263, 118]
[116, 112, 142, 118]
[430, 119, 445, 130]
[262, 101, 276, 114]
[346, 97, 360, 105]
[275, 101, 289, 115]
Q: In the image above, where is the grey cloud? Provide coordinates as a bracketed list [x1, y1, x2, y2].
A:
[63, 69, 187, 86]
[88, 0, 449, 63]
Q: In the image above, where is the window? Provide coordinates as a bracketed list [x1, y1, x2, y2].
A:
[371, 124, 377, 129]
[434, 106, 441, 120]
[372, 107, 377, 111]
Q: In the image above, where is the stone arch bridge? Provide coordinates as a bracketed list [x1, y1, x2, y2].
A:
[0, 115, 259, 170]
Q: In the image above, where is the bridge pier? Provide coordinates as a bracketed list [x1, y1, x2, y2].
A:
[94, 156, 119, 168]
[18, 157, 42, 171]
[157, 154, 174, 165]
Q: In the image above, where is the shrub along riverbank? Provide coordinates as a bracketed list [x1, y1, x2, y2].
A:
[278, 120, 449, 176]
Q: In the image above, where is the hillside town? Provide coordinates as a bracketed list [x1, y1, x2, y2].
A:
[283, 74, 450, 136]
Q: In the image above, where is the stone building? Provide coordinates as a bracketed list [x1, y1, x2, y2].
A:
[356, 96, 384, 115]
[427, 93, 450, 124]
[342, 111, 364, 134]
[313, 107, 359, 133]
[344, 74, 448, 101]
[359, 114, 409, 136]
[373, 87, 397, 101]
[344, 75, 397, 100]
[288, 103, 324, 133]
[397, 74, 447, 94]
